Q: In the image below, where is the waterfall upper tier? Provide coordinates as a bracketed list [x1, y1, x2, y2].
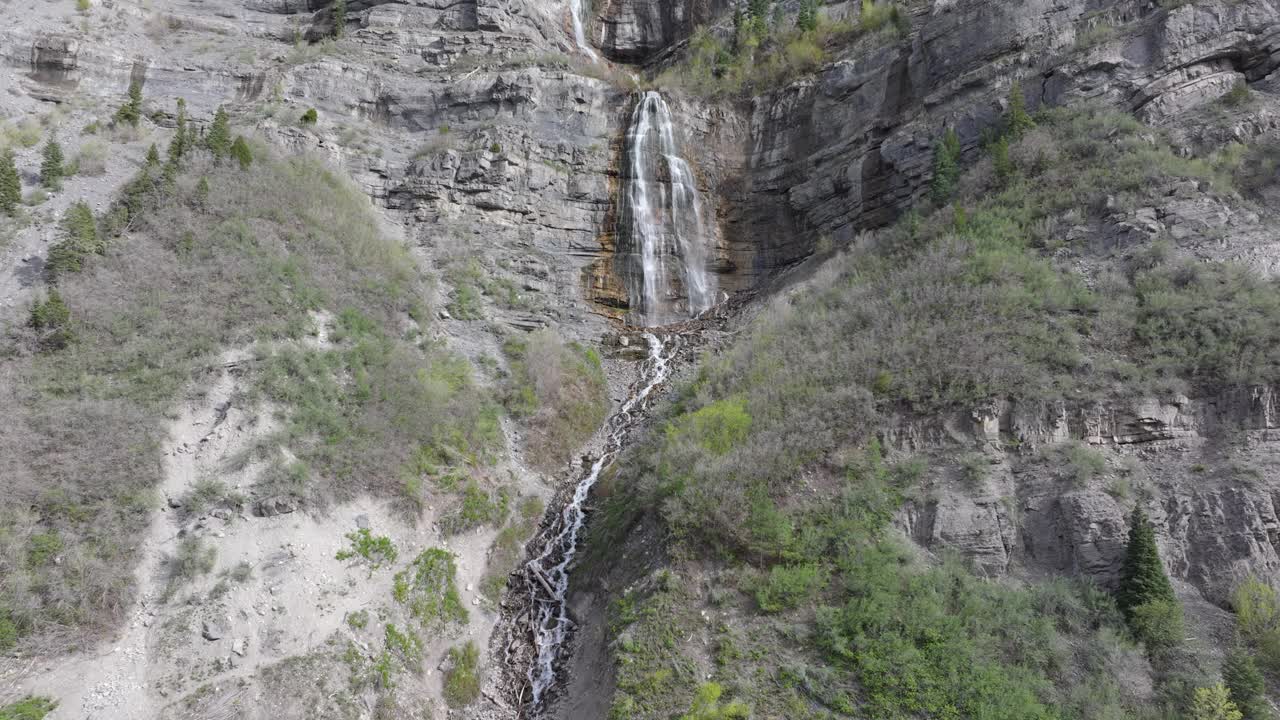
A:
[619, 91, 717, 327]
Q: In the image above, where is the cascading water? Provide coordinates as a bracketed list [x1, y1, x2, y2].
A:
[568, 0, 597, 60]
[524, 332, 674, 710]
[621, 91, 716, 326]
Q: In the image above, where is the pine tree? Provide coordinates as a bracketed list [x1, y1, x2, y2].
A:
[1117, 506, 1176, 618]
[230, 136, 253, 170]
[1191, 684, 1244, 720]
[1007, 80, 1035, 137]
[194, 176, 210, 210]
[930, 127, 961, 205]
[1223, 648, 1272, 720]
[40, 140, 65, 189]
[0, 150, 20, 215]
[28, 288, 73, 350]
[333, 0, 347, 38]
[206, 106, 231, 160]
[114, 77, 144, 127]
[797, 0, 819, 32]
[169, 98, 188, 163]
[145, 143, 161, 170]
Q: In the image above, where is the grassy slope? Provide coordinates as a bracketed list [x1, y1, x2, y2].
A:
[594, 107, 1280, 719]
[0, 147, 499, 653]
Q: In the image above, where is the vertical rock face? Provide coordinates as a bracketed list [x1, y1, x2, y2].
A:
[889, 389, 1280, 605]
[596, 0, 734, 64]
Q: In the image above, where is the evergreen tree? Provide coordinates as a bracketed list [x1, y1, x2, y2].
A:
[40, 140, 64, 189]
[1007, 80, 1035, 137]
[114, 77, 144, 127]
[206, 106, 231, 160]
[28, 288, 73, 350]
[797, 0, 819, 32]
[169, 98, 188, 163]
[1223, 648, 1272, 720]
[930, 127, 961, 205]
[1117, 506, 1176, 618]
[1191, 684, 1244, 720]
[230, 136, 253, 170]
[194, 176, 210, 210]
[333, 0, 347, 38]
[0, 150, 20, 215]
[145, 143, 161, 170]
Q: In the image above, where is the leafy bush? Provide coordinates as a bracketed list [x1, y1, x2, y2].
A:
[1128, 600, 1185, 654]
[755, 562, 825, 612]
[443, 641, 480, 707]
[73, 139, 109, 176]
[335, 528, 397, 571]
[439, 481, 509, 535]
[392, 549, 467, 629]
[0, 697, 57, 720]
[1233, 577, 1280, 671]
[1189, 684, 1243, 720]
[680, 682, 749, 719]
[1222, 647, 1271, 720]
[300, 108, 318, 125]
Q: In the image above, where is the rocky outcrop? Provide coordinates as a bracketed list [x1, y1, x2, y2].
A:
[596, 0, 734, 63]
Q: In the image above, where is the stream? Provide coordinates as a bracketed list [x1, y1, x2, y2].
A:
[522, 331, 675, 712]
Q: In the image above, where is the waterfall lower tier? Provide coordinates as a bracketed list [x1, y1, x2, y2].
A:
[620, 91, 716, 326]
[524, 333, 673, 711]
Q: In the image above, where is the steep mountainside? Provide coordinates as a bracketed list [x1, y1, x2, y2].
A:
[0, 0, 1279, 719]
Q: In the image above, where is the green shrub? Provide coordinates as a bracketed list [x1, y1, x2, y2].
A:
[755, 562, 825, 612]
[440, 481, 509, 535]
[392, 549, 468, 628]
[300, 108, 318, 125]
[346, 609, 368, 629]
[859, 0, 905, 34]
[335, 528, 397, 571]
[1189, 684, 1243, 720]
[1223, 80, 1251, 107]
[0, 697, 57, 720]
[680, 682, 750, 719]
[1233, 577, 1280, 671]
[443, 641, 481, 707]
[1128, 600, 1185, 653]
[165, 536, 215, 598]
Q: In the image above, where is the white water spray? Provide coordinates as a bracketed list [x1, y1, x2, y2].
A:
[568, 0, 597, 60]
[526, 332, 673, 709]
[623, 91, 715, 325]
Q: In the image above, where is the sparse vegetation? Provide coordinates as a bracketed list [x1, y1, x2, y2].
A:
[0, 697, 57, 720]
[392, 549, 468, 629]
[479, 495, 543, 603]
[164, 536, 216, 598]
[442, 641, 481, 707]
[335, 528, 397, 571]
[503, 331, 609, 471]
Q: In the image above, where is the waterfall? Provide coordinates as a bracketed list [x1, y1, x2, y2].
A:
[621, 91, 716, 326]
[525, 333, 674, 709]
[569, 0, 597, 60]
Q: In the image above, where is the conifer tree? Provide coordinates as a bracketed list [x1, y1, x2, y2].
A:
[145, 143, 161, 170]
[169, 98, 188, 163]
[333, 0, 347, 38]
[1223, 648, 1272, 720]
[114, 77, 144, 127]
[0, 151, 20, 215]
[797, 0, 818, 32]
[1007, 80, 1035, 137]
[206, 106, 231, 160]
[40, 140, 65, 189]
[1117, 506, 1176, 618]
[28, 288, 72, 350]
[931, 127, 961, 205]
[194, 176, 210, 210]
[230, 136, 253, 170]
